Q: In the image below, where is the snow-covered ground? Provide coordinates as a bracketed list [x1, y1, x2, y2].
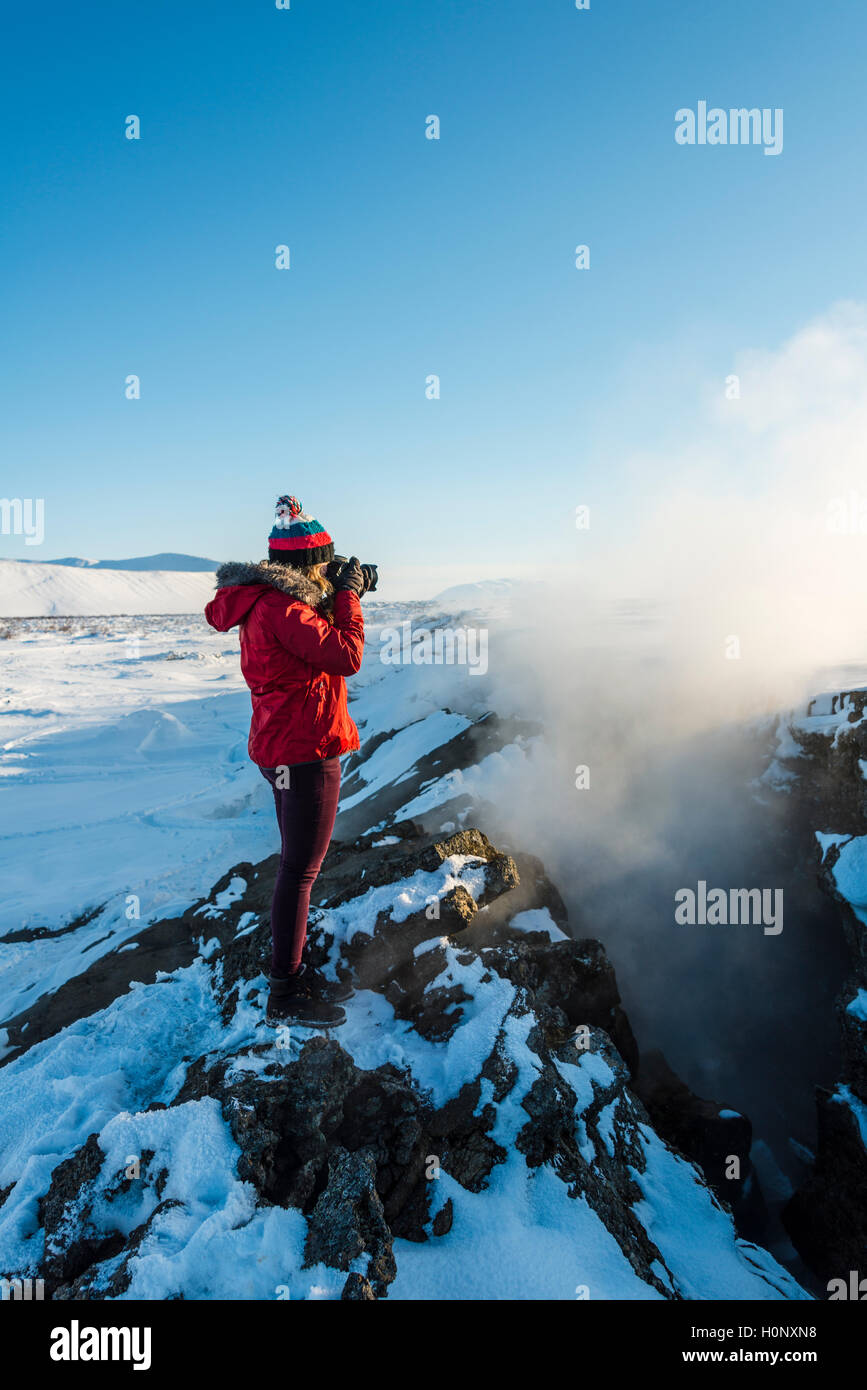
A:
[0, 615, 270, 1019]
[0, 589, 846, 1301]
[0, 600, 509, 1023]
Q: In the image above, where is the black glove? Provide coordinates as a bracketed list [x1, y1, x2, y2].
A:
[330, 555, 364, 596]
[327, 555, 378, 596]
[325, 554, 347, 585]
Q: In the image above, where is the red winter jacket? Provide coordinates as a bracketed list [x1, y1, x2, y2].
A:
[204, 561, 364, 768]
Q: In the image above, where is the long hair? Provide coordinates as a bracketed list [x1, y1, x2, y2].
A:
[298, 562, 335, 621]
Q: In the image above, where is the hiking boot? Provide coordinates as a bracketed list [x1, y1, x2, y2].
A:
[266, 971, 346, 1028]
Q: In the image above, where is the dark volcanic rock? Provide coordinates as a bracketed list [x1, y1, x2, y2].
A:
[428, 1078, 507, 1192]
[304, 1148, 396, 1296]
[481, 936, 639, 1072]
[431, 1198, 453, 1236]
[788, 709, 867, 836]
[772, 693, 867, 1282]
[39, 1133, 114, 1288]
[38, 1133, 182, 1299]
[51, 1200, 184, 1301]
[341, 1272, 376, 1300]
[634, 1048, 752, 1203]
[783, 1086, 867, 1287]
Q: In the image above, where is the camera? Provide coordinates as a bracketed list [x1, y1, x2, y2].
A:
[325, 555, 378, 595]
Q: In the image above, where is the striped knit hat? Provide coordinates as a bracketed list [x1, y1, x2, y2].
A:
[268, 495, 335, 568]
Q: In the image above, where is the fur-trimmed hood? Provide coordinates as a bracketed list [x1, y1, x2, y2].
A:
[206, 560, 333, 632]
[214, 560, 332, 609]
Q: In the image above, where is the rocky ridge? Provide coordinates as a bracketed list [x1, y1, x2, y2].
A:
[0, 816, 807, 1301]
[770, 690, 867, 1283]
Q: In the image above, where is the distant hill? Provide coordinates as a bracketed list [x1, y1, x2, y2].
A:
[432, 579, 517, 606]
[17, 553, 221, 572]
[0, 559, 217, 617]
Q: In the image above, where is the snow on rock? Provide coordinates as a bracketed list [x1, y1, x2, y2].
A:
[338, 711, 472, 812]
[0, 821, 808, 1301]
[0, 602, 819, 1301]
[507, 907, 568, 942]
[768, 686, 867, 1281]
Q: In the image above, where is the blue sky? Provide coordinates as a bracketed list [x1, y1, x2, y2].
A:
[2, 0, 866, 576]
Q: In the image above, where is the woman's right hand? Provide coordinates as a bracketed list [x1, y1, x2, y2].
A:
[331, 555, 365, 596]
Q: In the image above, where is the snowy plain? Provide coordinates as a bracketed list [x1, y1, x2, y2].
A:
[0, 588, 511, 1024]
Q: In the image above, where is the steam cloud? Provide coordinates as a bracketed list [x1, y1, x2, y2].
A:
[459, 303, 866, 1182]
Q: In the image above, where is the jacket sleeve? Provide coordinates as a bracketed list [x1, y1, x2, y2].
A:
[276, 591, 365, 675]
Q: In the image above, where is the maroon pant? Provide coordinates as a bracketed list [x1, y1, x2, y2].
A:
[259, 758, 341, 977]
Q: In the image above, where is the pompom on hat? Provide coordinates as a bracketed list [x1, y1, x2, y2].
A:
[268, 495, 335, 568]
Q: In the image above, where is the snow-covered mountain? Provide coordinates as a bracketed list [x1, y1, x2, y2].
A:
[0, 560, 527, 618]
[0, 558, 217, 617]
[16, 554, 221, 572]
[0, 604, 819, 1301]
[431, 578, 520, 610]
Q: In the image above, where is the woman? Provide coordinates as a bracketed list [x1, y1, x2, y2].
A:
[205, 495, 369, 1028]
